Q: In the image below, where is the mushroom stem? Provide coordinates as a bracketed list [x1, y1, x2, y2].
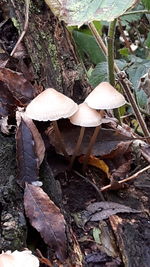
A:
[83, 125, 101, 172]
[69, 126, 85, 170]
[52, 120, 69, 159]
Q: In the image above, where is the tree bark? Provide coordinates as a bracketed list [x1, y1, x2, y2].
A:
[0, 0, 89, 101]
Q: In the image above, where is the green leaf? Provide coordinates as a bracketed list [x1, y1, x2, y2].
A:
[73, 30, 106, 64]
[89, 59, 126, 87]
[145, 32, 150, 48]
[142, 0, 150, 10]
[89, 61, 108, 87]
[126, 57, 150, 89]
[136, 90, 148, 109]
[93, 227, 101, 244]
[45, 0, 139, 26]
[119, 48, 130, 57]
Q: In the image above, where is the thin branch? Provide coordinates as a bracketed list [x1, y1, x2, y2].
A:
[10, 0, 30, 56]
[122, 10, 150, 16]
[101, 165, 150, 192]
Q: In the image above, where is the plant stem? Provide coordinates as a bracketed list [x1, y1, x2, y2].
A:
[107, 19, 121, 122]
[88, 22, 120, 73]
[69, 126, 85, 170]
[52, 121, 69, 159]
[83, 125, 101, 172]
[88, 22, 150, 141]
[107, 19, 116, 85]
[117, 72, 150, 143]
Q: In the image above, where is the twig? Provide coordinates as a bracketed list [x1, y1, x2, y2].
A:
[122, 10, 150, 16]
[10, 0, 30, 56]
[126, 102, 150, 117]
[73, 170, 105, 201]
[101, 165, 150, 191]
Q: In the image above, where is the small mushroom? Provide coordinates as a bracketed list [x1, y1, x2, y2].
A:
[69, 102, 102, 169]
[26, 88, 78, 158]
[0, 250, 39, 267]
[83, 82, 126, 171]
[85, 81, 126, 110]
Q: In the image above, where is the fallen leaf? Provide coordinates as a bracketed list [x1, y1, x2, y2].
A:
[17, 111, 45, 167]
[99, 220, 118, 258]
[86, 202, 140, 221]
[79, 155, 110, 177]
[48, 119, 134, 158]
[0, 81, 17, 117]
[0, 68, 35, 106]
[24, 184, 67, 262]
[73, 201, 140, 227]
[16, 117, 39, 186]
[92, 227, 101, 244]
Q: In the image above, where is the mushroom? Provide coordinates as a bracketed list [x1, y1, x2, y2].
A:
[0, 250, 39, 267]
[85, 81, 126, 110]
[83, 82, 126, 171]
[26, 88, 78, 159]
[26, 88, 78, 158]
[69, 102, 102, 169]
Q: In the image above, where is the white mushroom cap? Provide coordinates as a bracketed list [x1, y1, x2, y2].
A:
[26, 88, 78, 121]
[0, 250, 39, 267]
[69, 102, 102, 127]
[0, 253, 16, 267]
[85, 82, 126, 110]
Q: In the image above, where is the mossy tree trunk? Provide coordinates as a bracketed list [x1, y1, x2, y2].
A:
[1, 0, 89, 101]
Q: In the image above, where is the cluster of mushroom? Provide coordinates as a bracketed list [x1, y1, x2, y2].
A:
[0, 250, 39, 267]
[25, 82, 126, 170]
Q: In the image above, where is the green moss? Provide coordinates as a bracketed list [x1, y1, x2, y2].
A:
[29, 0, 42, 14]
[12, 17, 21, 31]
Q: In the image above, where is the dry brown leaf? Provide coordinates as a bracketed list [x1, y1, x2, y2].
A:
[24, 184, 67, 262]
[17, 111, 45, 167]
[16, 117, 39, 186]
[0, 67, 35, 106]
[86, 202, 140, 221]
[74, 202, 140, 227]
[0, 81, 17, 117]
[48, 119, 133, 158]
